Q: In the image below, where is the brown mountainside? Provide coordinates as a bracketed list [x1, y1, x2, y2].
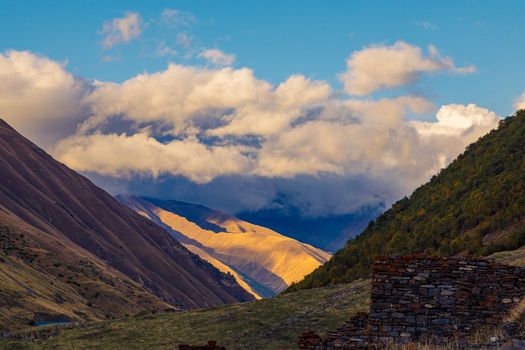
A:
[0, 119, 253, 329]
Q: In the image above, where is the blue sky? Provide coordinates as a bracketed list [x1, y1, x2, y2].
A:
[0, 1, 522, 232]
[1, 0, 523, 116]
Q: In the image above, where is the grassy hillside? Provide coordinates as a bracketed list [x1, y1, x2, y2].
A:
[290, 110, 525, 291]
[0, 224, 171, 331]
[0, 280, 369, 350]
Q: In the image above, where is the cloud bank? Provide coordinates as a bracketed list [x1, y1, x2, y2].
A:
[0, 43, 502, 217]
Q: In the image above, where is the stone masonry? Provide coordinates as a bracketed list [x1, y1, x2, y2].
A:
[299, 255, 525, 349]
[370, 255, 525, 344]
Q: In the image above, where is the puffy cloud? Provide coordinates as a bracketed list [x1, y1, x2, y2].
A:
[337, 96, 434, 126]
[80, 65, 330, 137]
[100, 11, 142, 49]
[199, 49, 236, 66]
[209, 75, 332, 136]
[412, 103, 500, 137]
[514, 91, 525, 110]
[340, 41, 476, 96]
[53, 133, 253, 183]
[0, 48, 497, 218]
[0, 50, 89, 146]
[80, 64, 270, 134]
[254, 96, 435, 178]
[256, 102, 499, 181]
[84, 105, 499, 218]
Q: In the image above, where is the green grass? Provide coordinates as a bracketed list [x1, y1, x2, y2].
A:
[0, 279, 369, 350]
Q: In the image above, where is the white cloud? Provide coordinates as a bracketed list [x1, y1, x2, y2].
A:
[514, 91, 525, 110]
[337, 96, 434, 126]
[79, 65, 330, 138]
[256, 102, 499, 181]
[0, 50, 89, 146]
[53, 133, 252, 183]
[339, 41, 476, 96]
[209, 74, 331, 137]
[412, 103, 500, 137]
[100, 11, 142, 49]
[0, 48, 498, 217]
[80, 64, 273, 134]
[199, 49, 236, 66]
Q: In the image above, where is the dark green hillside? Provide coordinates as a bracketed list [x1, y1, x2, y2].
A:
[290, 110, 525, 291]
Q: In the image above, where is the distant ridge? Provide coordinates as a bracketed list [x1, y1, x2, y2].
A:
[0, 119, 253, 329]
[290, 111, 525, 291]
[118, 195, 331, 298]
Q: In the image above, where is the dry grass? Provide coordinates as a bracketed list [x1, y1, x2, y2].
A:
[0, 280, 370, 350]
[505, 298, 525, 324]
[380, 325, 509, 350]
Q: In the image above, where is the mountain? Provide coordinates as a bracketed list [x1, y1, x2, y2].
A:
[238, 206, 382, 252]
[290, 111, 525, 291]
[0, 119, 253, 328]
[118, 196, 331, 298]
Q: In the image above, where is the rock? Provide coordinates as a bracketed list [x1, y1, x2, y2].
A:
[431, 318, 451, 325]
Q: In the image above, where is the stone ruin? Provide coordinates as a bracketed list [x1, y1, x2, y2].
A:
[298, 255, 525, 349]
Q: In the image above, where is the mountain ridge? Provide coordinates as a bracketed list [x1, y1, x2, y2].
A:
[118, 195, 331, 298]
[0, 119, 253, 329]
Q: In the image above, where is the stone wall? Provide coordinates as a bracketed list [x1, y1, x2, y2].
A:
[298, 312, 369, 349]
[298, 255, 525, 349]
[370, 255, 525, 344]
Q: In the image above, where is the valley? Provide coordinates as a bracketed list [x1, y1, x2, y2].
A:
[1, 7, 525, 347]
[0, 280, 370, 349]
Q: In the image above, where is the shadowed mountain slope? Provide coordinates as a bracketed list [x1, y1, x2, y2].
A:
[0, 119, 253, 329]
[290, 110, 525, 291]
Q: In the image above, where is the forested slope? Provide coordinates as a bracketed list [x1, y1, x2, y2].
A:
[290, 110, 525, 291]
